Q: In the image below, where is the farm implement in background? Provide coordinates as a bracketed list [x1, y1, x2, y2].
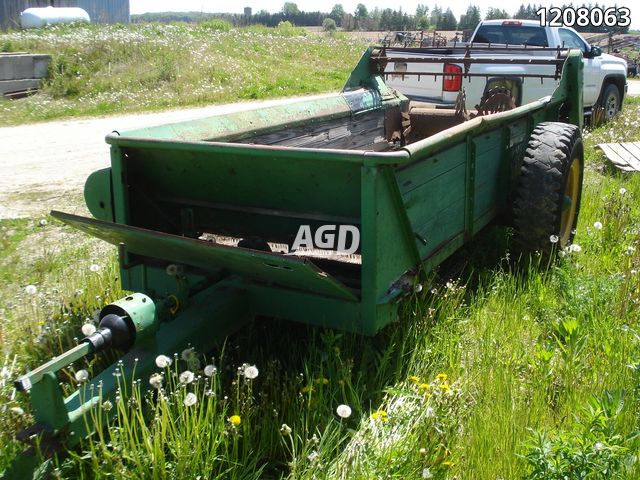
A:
[4, 47, 585, 477]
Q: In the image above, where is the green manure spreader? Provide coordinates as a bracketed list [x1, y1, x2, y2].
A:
[11, 46, 585, 466]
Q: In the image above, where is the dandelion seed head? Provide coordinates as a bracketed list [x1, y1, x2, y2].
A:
[549, 235, 559, 244]
[569, 244, 582, 253]
[183, 392, 197, 407]
[155, 354, 172, 368]
[204, 364, 217, 377]
[10, 406, 24, 415]
[149, 373, 163, 389]
[24, 285, 37, 295]
[244, 365, 259, 380]
[102, 400, 113, 412]
[620, 187, 627, 195]
[425, 406, 436, 418]
[89, 264, 101, 272]
[75, 369, 89, 383]
[422, 468, 433, 479]
[39, 219, 48, 227]
[336, 404, 352, 418]
[593, 221, 603, 230]
[307, 451, 319, 462]
[179, 370, 194, 384]
[280, 423, 292, 435]
[81, 323, 96, 336]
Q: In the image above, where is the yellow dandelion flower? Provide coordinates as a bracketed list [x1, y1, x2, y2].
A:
[315, 377, 329, 385]
[228, 415, 241, 426]
[370, 409, 389, 422]
[436, 373, 448, 382]
[419, 383, 430, 392]
[438, 382, 450, 392]
[442, 460, 454, 467]
[301, 385, 314, 394]
[408, 375, 420, 384]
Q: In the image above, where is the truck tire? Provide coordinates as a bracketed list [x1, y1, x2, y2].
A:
[512, 122, 583, 256]
[598, 83, 621, 121]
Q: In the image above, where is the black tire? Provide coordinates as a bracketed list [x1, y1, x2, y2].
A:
[512, 122, 584, 256]
[598, 83, 621, 121]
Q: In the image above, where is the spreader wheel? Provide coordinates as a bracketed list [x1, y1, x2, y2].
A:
[512, 122, 584, 256]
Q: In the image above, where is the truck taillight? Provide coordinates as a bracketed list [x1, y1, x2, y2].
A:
[502, 20, 522, 26]
[443, 64, 462, 92]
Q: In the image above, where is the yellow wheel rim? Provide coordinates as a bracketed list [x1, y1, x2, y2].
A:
[560, 157, 582, 245]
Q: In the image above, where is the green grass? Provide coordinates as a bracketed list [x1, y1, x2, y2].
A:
[0, 22, 365, 126]
[1, 33, 640, 477]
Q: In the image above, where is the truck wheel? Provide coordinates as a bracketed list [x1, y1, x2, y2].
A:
[512, 122, 583, 256]
[598, 83, 621, 121]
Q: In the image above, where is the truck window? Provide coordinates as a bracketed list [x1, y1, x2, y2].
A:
[558, 28, 587, 52]
[474, 25, 548, 47]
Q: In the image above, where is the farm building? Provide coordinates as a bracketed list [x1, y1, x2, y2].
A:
[1, 0, 130, 30]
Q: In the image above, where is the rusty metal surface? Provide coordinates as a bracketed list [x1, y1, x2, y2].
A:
[596, 142, 640, 171]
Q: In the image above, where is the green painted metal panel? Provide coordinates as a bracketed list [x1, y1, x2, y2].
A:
[84, 167, 114, 221]
[398, 142, 467, 259]
[472, 129, 504, 221]
[115, 94, 352, 142]
[51, 211, 358, 302]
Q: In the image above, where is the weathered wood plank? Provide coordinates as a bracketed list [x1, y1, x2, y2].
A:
[596, 142, 640, 172]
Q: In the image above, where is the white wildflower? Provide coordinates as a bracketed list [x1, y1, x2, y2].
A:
[10, 406, 25, 415]
[89, 264, 101, 272]
[619, 187, 627, 195]
[244, 365, 259, 380]
[549, 235, 559, 244]
[155, 355, 172, 368]
[307, 450, 319, 462]
[149, 373, 163, 389]
[81, 323, 96, 336]
[568, 244, 582, 253]
[422, 468, 433, 479]
[75, 369, 89, 383]
[593, 221, 603, 230]
[24, 285, 37, 295]
[625, 246, 636, 255]
[102, 400, 113, 412]
[594, 442, 605, 452]
[181, 347, 196, 362]
[425, 406, 436, 418]
[336, 404, 352, 418]
[38, 219, 48, 227]
[183, 392, 197, 407]
[179, 370, 195, 384]
[280, 423, 292, 435]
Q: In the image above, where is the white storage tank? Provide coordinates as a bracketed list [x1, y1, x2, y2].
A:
[19, 7, 91, 29]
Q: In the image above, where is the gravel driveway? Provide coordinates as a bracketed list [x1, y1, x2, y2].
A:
[0, 95, 328, 219]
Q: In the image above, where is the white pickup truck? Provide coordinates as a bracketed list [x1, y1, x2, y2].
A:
[385, 20, 628, 120]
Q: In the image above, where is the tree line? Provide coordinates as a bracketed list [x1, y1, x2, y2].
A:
[131, 3, 629, 34]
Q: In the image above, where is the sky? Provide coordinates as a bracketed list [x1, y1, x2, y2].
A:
[129, 1, 638, 30]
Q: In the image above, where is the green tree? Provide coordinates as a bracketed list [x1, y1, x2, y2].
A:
[281, 2, 299, 16]
[417, 15, 430, 30]
[430, 6, 442, 28]
[458, 5, 481, 31]
[485, 8, 510, 20]
[329, 4, 345, 26]
[354, 3, 368, 30]
[416, 4, 429, 19]
[437, 8, 457, 30]
[322, 17, 337, 31]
